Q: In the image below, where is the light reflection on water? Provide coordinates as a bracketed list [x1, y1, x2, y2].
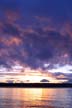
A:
[0, 88, 72, 108]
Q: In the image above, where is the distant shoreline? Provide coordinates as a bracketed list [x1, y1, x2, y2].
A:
[0, 83, 72, 88]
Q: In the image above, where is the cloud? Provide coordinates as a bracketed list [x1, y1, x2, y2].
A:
[1, 37, 22, 46]
[0, 14, 72, 70]
[5, 10, 21, 23]
[0, 0, 72, 80]
[49, 64, 72, 73]
[2, 23, 20, 36]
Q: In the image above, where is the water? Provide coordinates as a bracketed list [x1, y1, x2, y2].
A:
[0, 88, 72, 108]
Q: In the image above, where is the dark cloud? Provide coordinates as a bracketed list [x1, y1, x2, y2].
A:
[36, 48, 53, 60]
[0, 21, 72, 69]
[0, 0, 72, 70]
[2, 23, 20, 36]
[0, 23, 71, 69]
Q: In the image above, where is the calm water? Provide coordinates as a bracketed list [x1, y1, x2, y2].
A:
[0, 88, 72, 108]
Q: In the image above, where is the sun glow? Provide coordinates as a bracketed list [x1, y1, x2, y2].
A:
[15, 75, 47, 83]
[0, 65, 68, 83]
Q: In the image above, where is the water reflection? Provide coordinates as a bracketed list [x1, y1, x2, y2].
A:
[0, 88, 72, 108]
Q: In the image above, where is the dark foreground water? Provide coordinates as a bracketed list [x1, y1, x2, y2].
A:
[0, 88, 72, 108]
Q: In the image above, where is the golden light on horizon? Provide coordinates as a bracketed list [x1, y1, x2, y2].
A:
[0, 66, 68, 83]
[0, 73, 68, 83]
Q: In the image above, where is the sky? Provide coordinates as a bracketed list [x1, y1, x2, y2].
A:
[0, 0, 72, 75]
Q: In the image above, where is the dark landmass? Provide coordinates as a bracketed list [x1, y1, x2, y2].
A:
[0, 83, 72, 88]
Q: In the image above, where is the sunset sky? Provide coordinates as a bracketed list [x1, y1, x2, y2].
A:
[0, 0, 72, 82]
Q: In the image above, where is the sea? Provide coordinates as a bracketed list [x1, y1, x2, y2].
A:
[0, 88, 72, 108]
